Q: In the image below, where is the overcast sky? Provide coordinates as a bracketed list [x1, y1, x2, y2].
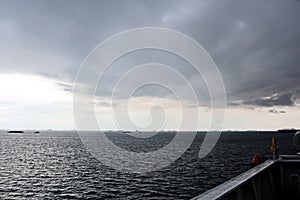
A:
[0, 0, 299, 130]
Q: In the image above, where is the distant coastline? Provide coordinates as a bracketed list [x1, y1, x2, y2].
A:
[277, 128, 299, 134]
[1, 129, 299, 134]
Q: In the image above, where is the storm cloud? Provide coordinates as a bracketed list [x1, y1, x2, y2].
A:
[269, 108, 286, 114]
[243, 93, 295, 107]
[1, 0, 300, 108]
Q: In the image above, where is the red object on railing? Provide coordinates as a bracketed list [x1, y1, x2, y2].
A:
[251, 153, 262, 167]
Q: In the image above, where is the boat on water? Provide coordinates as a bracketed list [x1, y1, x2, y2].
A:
[192, 132, 300, 200]
[7, 130, 24, 133]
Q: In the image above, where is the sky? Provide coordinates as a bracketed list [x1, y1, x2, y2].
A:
[0, 0, 299, 130]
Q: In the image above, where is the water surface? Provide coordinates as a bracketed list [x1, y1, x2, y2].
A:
[0, 131, 297, 199]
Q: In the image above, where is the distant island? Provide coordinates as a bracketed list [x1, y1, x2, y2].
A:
[7, 130, 24, 133]
[277, 128, 299, 133]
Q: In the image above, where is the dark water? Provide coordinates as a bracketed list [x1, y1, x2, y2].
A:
[0, 131, 298, 199]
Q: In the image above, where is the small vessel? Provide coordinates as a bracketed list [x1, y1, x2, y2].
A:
[34, 131, 40, 134]
[193, 132, 300, 200]
[7, 130, 24, 133]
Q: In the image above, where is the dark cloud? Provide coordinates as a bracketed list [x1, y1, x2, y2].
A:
[1, 0, 300, 108]
[93, 100, 118, 108]
[242, 93, 295, 107]
[98, 102, 111, 107]
[0, 0, 168, 77]
[269, 108, 286, 114]
[227, 102, 241, 106]
[56, 82, 73, 93]
[172, 1, 300, 106]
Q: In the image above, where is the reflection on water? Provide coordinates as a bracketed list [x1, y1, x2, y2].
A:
[0, 131, 297, 199]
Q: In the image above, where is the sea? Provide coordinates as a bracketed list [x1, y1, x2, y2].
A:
[0, 131, 298, 199]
